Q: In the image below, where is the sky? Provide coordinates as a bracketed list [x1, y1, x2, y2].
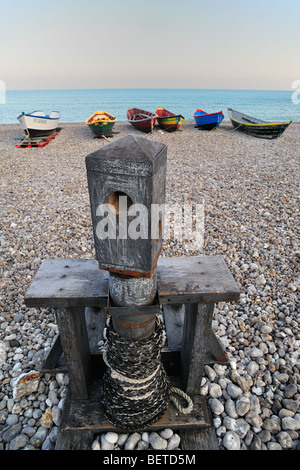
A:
[1, 0, 299, 90]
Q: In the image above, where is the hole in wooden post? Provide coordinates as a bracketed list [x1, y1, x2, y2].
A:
[108, 191, 134, 215]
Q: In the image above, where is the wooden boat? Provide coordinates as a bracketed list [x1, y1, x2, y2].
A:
[193, 109, 224, 130]
[127, 108, 157, 133]
[17, 110, 60, 137]
[228, 108, 292, 139]
[86, 111, 116, 138]
[155, 107, 184, 132]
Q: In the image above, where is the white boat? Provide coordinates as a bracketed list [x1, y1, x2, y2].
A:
[17, 110, 60, 137]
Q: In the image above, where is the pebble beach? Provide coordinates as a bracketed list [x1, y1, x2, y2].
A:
[0, 119, 299, 451]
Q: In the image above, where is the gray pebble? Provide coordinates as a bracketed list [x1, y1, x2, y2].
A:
[223, 431, 240, 450]
[209, 398, 224, 415]
[124, 432, 141, 450]
[100, 434, 114, 450]
[262, 418, 281, 434]
[281, 416, 300, 431]
[160, 428, 173, 439]
[267, 442, 283, 450]
[227, 383, 243, 399]
[167, 433, 181, 450]
[136, 440, 149, 450]
[9, 433, 29, 450]
[117, 433, 129, 446]
[276, 431, 294, 449]
[51, 406, 62, 426]
[235, 395, 250, 416]
[149, 432, 168, 450]
[2, 422, 22, 443]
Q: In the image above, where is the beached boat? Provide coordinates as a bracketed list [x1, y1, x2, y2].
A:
[17, 110, 60, 137]
[86, 111, 116, 138]
[227, 108, 292, 139]
[193, 109, 224, 130]
[155, 107, 184, 132]
[127, 108, 157, 133]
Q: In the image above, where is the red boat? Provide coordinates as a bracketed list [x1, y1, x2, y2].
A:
[155, 107, 185, 132]
[127, 108, 157, 133]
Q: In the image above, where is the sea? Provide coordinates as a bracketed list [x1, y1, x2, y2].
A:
[0, 89, 299, 124]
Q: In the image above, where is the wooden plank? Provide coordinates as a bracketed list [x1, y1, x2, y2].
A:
[55, 430, 94, 450]
[163, 304, 229, 364]
[180, 427, 219, 450]
[85, 306, 106, 353]
[207, 329, 229, 364]
[157, 255, 240, 304]
[163, 304, 185, 350]
[55, 307, 91, 399]
[40, 334, 65, 373]
[181, 303, 214, 395]
[24, 256, 240, 308]
[24, 258, 109, 308]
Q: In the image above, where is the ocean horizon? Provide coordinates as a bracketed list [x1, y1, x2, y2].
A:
[0, 88, 299, 124]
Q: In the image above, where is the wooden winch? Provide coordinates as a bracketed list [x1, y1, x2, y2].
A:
[24, 134, 240, 450]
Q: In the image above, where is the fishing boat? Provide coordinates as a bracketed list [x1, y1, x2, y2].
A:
[193, 109, 224, 130]
[155, 107, 184, 132]
[227, 108, 292, 139]
[86, 111, 116, 138]
[17, 110, 60, 137]
[127, 108, 157, 133]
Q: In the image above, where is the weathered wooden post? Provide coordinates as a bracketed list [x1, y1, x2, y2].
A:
[86, 134, 171, 429]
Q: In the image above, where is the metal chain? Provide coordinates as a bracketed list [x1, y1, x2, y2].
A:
[101, 315, 193, 431]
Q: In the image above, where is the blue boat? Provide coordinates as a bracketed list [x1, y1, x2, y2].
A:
[193, 109, 224, 130]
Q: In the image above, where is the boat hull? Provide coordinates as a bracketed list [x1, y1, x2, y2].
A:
[193, 109, 224, 130]
[228, 108, 292, 140]
[127, 108, 157, 133]
[87, 121, 115, 137]
[155, 108, 184, 132]
[156, 115, 184, 132]
[86, 111, 116, 137]
[18, 112, 60, 137]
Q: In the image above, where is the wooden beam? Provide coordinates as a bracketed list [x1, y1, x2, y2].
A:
[181, 303, 214, 395]
[55, 307, 91, 399]
[24, 256, 240, 308]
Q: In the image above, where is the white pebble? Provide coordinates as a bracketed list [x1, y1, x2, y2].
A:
[104, 432, 119, 444]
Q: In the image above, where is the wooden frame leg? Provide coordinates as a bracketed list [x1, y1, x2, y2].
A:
[181, 302, 214, 395]
[55, 307, 91, 399]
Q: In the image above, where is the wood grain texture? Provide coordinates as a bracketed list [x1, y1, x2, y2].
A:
[56, 306, 91, 399]
[25, 255, 240, 308]
[24, 258, 108, 308]
[157, 255, 240, 304]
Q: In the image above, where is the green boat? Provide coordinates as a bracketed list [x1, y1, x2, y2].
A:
[86, 111, 116, 137]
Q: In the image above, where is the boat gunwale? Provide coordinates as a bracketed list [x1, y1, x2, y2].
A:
[86, 111, 116, 126]
[157, 114, 184, 120]
[127, 109, 157, 130]
[193, 109, 224, 119]
[228, 108, 291, 127]
[18, 111, 61, 121]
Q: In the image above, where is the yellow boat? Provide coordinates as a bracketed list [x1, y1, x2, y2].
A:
[86, 111, 116, 138]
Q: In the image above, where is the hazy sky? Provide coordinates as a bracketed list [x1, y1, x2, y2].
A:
[1, 0, 299, 90]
